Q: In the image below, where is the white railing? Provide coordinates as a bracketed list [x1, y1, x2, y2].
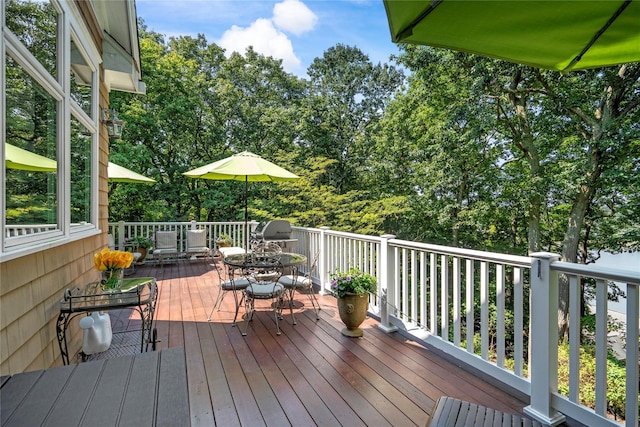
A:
[108, 221, 639, 426]
[5, 224, 57, 237]
[108, 220, 257, 254]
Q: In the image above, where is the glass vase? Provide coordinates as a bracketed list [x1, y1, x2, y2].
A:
[101, 269, 124, 291]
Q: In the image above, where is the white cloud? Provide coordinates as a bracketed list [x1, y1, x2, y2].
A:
[218, 18, 301, 72]
[216, 1, 318, 74]
[272, 0, 317, 36]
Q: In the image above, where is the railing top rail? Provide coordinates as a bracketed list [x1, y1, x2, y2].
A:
[323, 229, 382, 244]
[552, 260, 640, 285]
[390, 238, 532, 268]
[111, 221, 247, 226]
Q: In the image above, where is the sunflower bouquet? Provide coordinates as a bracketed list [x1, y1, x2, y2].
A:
[93, 248, 134, 290]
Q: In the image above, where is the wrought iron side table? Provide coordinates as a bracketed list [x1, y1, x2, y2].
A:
[56, 277, 158, 365]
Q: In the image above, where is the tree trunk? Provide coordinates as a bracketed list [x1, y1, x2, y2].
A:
[558, 188, 591, 338]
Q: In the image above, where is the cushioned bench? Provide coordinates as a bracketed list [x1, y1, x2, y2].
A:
[426, 396, 544, 427]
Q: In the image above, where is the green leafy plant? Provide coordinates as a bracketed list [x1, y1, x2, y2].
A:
[216, 233, 232, 246]
[128, 235, 152, 249]
[330, 267, 377, 298]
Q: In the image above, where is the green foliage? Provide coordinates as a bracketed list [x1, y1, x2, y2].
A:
[330, 267, 377, 298]
[108, 21, 638, 275]
[215, 234, 232, 245]
[127, 235, 153, 249]
[557, 343, 629, 420]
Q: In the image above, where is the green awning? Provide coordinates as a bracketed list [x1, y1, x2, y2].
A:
[5, 143, 57, 172]
[384, 0, 640, 72]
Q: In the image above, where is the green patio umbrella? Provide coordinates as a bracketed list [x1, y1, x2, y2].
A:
[108, 161, 155, 183]
[384, 0, 640, 72]
[5, 143, 57, 172]
[183, 151, 299, 249]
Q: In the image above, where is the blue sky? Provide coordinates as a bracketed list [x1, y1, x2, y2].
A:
[136, 0, 401, 77]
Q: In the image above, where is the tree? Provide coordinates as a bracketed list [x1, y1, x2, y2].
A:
[301, 44, 404, 193]
[392, 45, 640, 336]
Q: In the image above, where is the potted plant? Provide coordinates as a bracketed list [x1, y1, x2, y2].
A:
[128, 235, 153, 263]
[215, 233, 233, 248]
[330, 267, 377, 337]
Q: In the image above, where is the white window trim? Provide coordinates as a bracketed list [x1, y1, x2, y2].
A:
[2, 0, 101, 256]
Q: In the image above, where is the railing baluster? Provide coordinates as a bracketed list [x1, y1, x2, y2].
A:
[595, 278, 608, 416]
[411, 249, 418, 325]
[481, 261, 489, 359]
[496, 264, 505, 367]
[401, 247, 409, 323]
[441, 254, 449, 340]
[569, 274, 581, 403]
[453, 257, 461, 346]
[513, 267, 523, 376]
[466, 259, 474, 354]
[420, 252, 427, 329]
[430, 253, 437, 334]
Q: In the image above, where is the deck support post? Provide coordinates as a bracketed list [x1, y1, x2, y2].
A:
[525, 252, 565, 426]
[378, 234, 398, 333]
[318, 226, 331, 295]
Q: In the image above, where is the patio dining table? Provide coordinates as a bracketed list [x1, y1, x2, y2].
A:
[223, 252, 308, 333]
[223, 252, 307, 272]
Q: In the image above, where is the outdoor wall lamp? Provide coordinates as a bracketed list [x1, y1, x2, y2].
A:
[101, 108, 124, 139]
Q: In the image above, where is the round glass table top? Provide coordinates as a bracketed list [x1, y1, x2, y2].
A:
[223, 252, 307, 268]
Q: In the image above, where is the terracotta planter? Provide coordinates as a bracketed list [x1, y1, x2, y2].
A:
[134, 247, 147, 263]
[337, 293, 370, 337]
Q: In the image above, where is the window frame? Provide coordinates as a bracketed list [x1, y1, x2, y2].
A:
[1, 0, 101, 259]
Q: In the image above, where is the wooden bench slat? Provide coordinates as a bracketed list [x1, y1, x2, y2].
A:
[427, 396, 544, 427]
[454, 400, 471, 427]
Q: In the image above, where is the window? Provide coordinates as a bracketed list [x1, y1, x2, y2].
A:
[70, 116, 91, 224]
[3, 0, 99, 252]
[5, 0, 58, 79]
[5, 55, 59, 233]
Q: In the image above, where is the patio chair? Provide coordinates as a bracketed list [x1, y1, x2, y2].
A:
[153, 230, 178, 266]
[251, 240, 282, 255]
[242, 257, 285, 336]
[208, 262, 254, 327]
[185, 229, 211, 262]
[250, 241, 282, 281]
[278, 251, 320, 324]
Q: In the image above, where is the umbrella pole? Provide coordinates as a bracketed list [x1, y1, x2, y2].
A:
[244, 177, 248, 253]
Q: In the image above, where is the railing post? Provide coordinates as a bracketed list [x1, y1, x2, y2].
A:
[117, 221, 125, 250]
[525, 252, 566, 426]
[318, 226, 330, 295]
[378, 234, 398, 333]
[190, 220, 197, 230]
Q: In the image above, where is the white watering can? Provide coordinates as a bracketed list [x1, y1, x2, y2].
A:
[78, 311, 113, 355]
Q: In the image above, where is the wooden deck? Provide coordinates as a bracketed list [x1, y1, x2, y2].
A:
[97, 258, 533, 426]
